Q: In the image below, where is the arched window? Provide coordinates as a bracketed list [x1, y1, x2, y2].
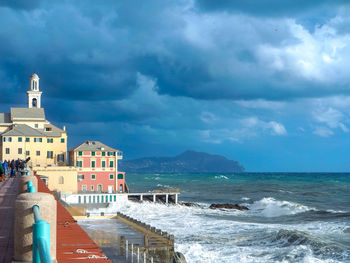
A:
[32, 80, 35, 90]
[59, 176, 64, 184]
[32, 98, 37, 107]
[34, 81, 37, 90]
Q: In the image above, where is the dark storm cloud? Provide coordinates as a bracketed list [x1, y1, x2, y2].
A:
[1, 0, 350, 106]
[0, 0, 42, 10]
[195, 0, 348, 17]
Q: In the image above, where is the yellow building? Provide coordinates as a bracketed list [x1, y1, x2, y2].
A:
[35, 166, 78, 194]
[0, 73, 68, 166]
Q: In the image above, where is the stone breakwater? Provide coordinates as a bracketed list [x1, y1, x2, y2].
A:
[117, 212, 187, 263]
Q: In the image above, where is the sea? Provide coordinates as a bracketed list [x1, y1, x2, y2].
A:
[81, 173, 350, 263]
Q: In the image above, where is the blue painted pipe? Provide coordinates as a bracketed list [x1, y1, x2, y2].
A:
[32, 206, 52, 263]
[33, 219, 52, 263]
[28, 186, 35, 193]
[33, 205, 41, 222]
[27, 181, 33, 189]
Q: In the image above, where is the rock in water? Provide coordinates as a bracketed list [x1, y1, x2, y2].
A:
[173, 252, 187, 263]
[209, 203, 249, 210]
[180, 202, 200, 207]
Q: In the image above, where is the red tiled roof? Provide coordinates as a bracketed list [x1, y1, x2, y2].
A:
[35, 174, 112, 262]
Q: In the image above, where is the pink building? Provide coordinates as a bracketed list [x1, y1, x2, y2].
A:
[68, 141, 125, 193]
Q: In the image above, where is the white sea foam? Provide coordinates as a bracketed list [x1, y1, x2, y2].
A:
[214, 175, 229, 179]
[156, 183, 171, 188]
[85, 200, 348, 263]
[248, 197, 314, 217]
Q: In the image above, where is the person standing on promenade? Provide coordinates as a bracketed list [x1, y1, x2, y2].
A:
[0, 161, 5, 182]
[2, 160, 8, 178]
[15, 158, 20, 172]
[10, 159, 15, 177]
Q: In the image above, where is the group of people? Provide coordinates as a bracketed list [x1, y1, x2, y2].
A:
[0, 159, 23, 182]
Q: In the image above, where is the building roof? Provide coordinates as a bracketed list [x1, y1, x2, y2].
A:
[1, 124, 45, 136]
[31, 73, 39, 79]
[1, 123, 66, 137]
[10, 107, 46, 121]
[42, 123, 66, 137]
[0, 113, 11, 123]
[70, 141, 118, 152]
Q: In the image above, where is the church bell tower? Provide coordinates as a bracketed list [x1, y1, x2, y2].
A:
[27, 73, 42, 108]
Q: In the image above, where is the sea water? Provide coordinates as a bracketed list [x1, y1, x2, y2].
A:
[84, 173, 350, 263]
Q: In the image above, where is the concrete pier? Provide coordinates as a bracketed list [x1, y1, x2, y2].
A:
[64, 191, 180, 205]
[77, 212, 176, 263]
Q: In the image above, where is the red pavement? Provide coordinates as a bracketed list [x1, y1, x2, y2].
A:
[35, 174, 112, 262]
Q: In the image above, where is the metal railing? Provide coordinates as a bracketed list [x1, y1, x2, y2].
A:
[27, 182, 52, 263]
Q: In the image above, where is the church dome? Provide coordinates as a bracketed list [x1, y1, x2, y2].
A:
[30, 73, 39, 79]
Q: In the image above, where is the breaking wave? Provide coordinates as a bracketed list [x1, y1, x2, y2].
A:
[248, 197, 315, 217]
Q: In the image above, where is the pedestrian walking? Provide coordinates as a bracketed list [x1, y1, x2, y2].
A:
[0, 161, 5, 182]
[2, 160, 8, 178]
[10, 159, 15, 177]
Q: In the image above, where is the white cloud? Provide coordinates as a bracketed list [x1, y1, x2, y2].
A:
[268, 121, 287, 135]
[241, 117, 287, 136]
[313, 126, 334, 137]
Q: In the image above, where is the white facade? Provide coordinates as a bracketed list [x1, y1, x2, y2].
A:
[64, 193, 128, 204]
[27, 73, 43, 108]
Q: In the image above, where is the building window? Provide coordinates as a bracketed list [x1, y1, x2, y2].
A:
[47, 151, 53, 159]
[102, 152, 106, 156]
[45, 127, 52, 131]
[78, 174, 84, 181]
[109, 161, 114, 168]
[61, 138, 65, 143]
[36, 151, 40, 156]
[57, 154, 64, 162]
[91, 161, 95, 168]
[3, 137, 11, 142]
[35, 124, 38, 128]
[58, 176, 64, 184]
[102, 161, 106, 168]
[5, 148, 10, 154]
[118, 173, 124, 179]
[34, 138, 42, 142]
[18, 148, 22, 154]
[18, 137, 22, 142]
[82, 185, 87, 191]
[26, 151, 30, 156]
[98, 185, 102, 192]
[47, 138, 53, 143]
[91, 185, 94, 191]
[78, 151, 82, 156]
[91, 174, 96, 180]
[76, 161, 82, 167]
[91, 151, 95, 156]
[109, 174, 114, 180]
[26, 138, 30, 142]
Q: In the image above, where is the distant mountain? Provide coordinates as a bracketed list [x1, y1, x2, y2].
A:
[119, 150, 245, 173]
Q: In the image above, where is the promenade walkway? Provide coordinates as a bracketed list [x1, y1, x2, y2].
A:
[0, 177, 19, 263]
[0, 175, 112, 262]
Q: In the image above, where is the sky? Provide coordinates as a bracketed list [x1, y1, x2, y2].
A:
[1, 0, 350, 172]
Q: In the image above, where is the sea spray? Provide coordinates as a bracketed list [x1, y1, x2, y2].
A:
[81, 173, 350, 262]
